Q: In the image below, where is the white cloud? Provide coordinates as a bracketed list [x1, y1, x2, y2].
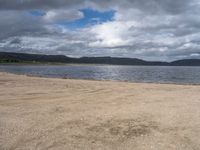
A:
[89, 20, 142, 47]
[43, 9, 84, 22]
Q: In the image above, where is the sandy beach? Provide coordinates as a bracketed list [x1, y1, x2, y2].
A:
[0, 72, 200, 150]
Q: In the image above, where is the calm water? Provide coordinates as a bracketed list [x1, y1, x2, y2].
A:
[0, 65, 200, 84]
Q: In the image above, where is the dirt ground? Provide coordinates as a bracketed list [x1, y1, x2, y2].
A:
[0, 72, 200, 150]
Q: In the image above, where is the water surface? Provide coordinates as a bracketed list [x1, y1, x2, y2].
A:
[0, 65, 200, 84]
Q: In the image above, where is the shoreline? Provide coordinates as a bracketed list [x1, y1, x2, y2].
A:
[1, 72, 200, 150]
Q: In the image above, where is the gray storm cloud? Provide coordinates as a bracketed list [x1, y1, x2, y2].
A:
[0, 0, 87, 10]
[0, 0, 200, 61]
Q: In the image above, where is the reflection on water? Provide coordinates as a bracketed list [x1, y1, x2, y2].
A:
[0, 65, 200, 84]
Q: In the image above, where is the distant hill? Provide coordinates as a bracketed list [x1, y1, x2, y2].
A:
[170, 59, 200, 66]
[0, 52, 75, 63]
[0, 52, 200, 66]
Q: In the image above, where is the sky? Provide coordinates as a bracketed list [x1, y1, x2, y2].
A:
[0, 0, 200, 61]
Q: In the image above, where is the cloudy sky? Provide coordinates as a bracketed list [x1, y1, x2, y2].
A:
[0, 0, 200, 61]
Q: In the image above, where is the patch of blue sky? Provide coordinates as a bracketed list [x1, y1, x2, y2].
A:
[58, 8, 115, 30]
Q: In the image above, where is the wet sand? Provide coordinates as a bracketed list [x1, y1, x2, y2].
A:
[0, 72, 200, 150]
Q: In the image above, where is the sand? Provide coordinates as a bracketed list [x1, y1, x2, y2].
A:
[0, 72, 200, 150]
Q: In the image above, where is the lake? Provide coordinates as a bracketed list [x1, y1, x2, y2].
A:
[0, 65, 200, 84]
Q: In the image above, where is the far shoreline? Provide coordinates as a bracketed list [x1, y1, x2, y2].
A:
[1, 62, 200, 67]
